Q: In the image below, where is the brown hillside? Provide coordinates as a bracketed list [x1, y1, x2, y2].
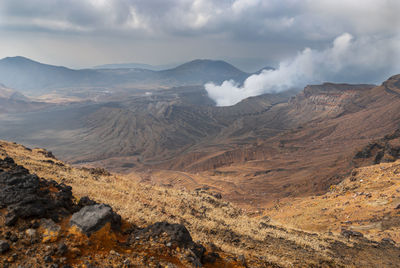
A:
[270, 159, 400, 244]
[152, 77, 400, 208]
[2, 140, 400, 267]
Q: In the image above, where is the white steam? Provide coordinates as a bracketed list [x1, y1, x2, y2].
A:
[205, 33, 400, 106]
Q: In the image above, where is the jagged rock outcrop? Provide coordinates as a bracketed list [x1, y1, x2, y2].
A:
[353, 129, 400, 166]
[0, 156, 75, 226]
[289, 83, 375, 120]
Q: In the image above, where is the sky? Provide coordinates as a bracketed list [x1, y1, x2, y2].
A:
[0, 0, 397, 69]
[1, 0, 400, 105]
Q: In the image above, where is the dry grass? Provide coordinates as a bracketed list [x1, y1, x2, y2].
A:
[270, 159, 400, 243]
[2, 140, 399, 267]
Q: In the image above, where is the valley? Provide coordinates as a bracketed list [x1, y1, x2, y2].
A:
[1, 57, 400, 267]
[1, 58, 400, 211]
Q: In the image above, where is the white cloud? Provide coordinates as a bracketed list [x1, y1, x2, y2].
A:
[232, 0, 261, 14]
[205, 33, 400, 106]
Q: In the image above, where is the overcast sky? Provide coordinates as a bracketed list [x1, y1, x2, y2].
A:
[0, 0, 399, 72]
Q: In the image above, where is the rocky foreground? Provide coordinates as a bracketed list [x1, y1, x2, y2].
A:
[0, 156, 244, 267]
[2, 141, 400, 267]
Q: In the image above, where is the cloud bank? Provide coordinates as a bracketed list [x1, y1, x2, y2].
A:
[205, 33, 400, 106]
[0, 0, 399, 69]
[1, 0, 398, 38]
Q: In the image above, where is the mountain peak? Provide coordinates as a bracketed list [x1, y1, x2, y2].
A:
[172, 59, 245, 72]
[0, 56, 71, 70]
[1, 56, 37, 64]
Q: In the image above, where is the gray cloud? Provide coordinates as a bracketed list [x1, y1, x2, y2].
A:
[0, 0, 399, 72]
[2, 0, 398, 38]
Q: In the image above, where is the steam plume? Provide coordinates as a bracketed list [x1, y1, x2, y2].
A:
[205, 33, 400, 106]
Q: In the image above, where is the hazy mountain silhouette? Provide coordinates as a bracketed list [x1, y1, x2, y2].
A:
[157, 59, 249, 84]
[0, 56, 250, 95]
[0, 56, 102, 94]
[94, 62, 179, 71]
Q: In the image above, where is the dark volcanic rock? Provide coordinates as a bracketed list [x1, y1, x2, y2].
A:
[57, 243, 68, 256]
[132, 221, 206, 263]
[37, 149, 56, 159]
[70, 204, 121, 236]
[341, 229, 364, 239]
[137, 222, 193, 247]
[0, 156, 76, 224]
[77, 196, 97, 208]
[5, 213, 18, 226]
[203, 252, 220, 264]
[0, 240, 10, 253]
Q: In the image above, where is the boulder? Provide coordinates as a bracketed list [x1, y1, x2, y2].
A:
[70, 204, 121, 236]
[137, 222, 193, 247]
[0, 240, 10, 254]
[133, 222, 206, 263]
[341, 229, 364, 239]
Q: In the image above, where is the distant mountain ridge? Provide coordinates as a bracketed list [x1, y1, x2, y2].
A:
[0, 83, 50, 113]
[94, 62, 179, 71]
[0, 83, 28, 101]
[0, 56, 250, 95]
[0, 56, 100, 94]
[158, 59, 249, 84]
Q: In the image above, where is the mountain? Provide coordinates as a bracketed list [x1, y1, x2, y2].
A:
[0, 56, 102, 94]
[157, 59, 249, 84]
[160, 77, 400, 206]
[93, 62, 179, 71]
[0, 56, 251, 95]
[0, 83, 50, 113]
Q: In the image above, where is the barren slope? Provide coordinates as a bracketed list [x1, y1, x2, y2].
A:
[1, 140, 400, 267]
[270, 159, 400, 244]
[153, 76, 400, 207]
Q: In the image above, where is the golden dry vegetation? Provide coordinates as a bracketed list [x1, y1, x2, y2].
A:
[270, 160, 400, 243]
[2, 140, 400, 267]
